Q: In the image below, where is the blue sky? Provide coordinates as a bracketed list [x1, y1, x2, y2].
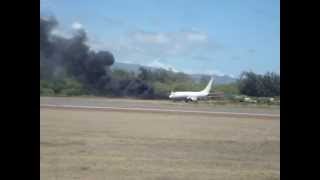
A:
[40, 0, 279, 77]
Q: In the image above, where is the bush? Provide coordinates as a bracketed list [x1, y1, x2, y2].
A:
[40, 78, 86, 96]
[40, 87, 55, 96]
[60, 88, 83, 96]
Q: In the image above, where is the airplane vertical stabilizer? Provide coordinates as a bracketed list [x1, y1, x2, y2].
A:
[201, 77, 214, 94]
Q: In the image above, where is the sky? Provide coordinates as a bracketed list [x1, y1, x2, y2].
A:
[40, 0, 280, 77]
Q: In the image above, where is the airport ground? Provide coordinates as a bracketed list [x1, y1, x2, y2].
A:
[40, 97, 280, 180]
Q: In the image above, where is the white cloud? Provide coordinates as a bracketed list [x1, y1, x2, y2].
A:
[202, 70, 225, 76]
[84, 28, 221, 74]
[123, 29, 216, 58]
[184, 31, 208, 42]
[184, 68, 231, 77]
[85, 32, 230, 76]
[71, 22, 83, 30]
[51, 28, 72, 38]
[148, 59, 179, 72]
[87, 29, 217, 59]
[132, 31, 170, 44]
[50, 22, 85, 39]
[121, 60, 134, 64]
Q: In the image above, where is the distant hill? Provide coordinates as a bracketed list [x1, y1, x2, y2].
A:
[189, 74, 237, 85]
[111, 62, 237, 85]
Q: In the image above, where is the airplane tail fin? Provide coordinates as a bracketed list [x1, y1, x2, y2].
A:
[201, 77, 214, 94]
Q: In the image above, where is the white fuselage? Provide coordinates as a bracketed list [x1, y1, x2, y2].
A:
[168, 77, 213, 101]
[169, 91, 208, 99]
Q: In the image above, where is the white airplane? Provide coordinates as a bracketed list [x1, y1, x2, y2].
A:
[169, 77, 214, 102]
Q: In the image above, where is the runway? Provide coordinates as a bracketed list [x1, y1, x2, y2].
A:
[41, 97, 280, 179]
[40, 97, 280, 119]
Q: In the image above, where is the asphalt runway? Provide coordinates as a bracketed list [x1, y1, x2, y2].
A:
[40, 97, 280, 119]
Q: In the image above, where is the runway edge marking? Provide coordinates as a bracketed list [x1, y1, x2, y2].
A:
[40, 104, 280, 119]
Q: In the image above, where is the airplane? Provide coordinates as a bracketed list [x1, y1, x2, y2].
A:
[169, 77, 214, 102]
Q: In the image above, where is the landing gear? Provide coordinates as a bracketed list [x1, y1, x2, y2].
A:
[185, 99, 198, 103]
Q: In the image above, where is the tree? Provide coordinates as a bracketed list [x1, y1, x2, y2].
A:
[112, 69, 132, 80]
[138, 67, 153, 82]
[238, 71, 280, 97]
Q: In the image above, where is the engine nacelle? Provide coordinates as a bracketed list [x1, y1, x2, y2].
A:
[186, 96, 198, 102]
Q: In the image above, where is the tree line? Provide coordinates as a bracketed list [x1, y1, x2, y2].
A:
[41, 66, 280, 98]
[238, 71, 280, 97]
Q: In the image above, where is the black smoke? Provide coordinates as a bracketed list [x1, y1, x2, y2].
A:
[40, 16, 154, 98]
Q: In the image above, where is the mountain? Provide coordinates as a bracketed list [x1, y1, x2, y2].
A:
[111, 62, 237, 85]
[189, 74, 237, 85]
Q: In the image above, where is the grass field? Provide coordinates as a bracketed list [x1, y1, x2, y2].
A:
[40, 108, 279, 180]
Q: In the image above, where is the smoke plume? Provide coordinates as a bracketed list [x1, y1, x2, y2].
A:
[40, 16, 154, 97]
